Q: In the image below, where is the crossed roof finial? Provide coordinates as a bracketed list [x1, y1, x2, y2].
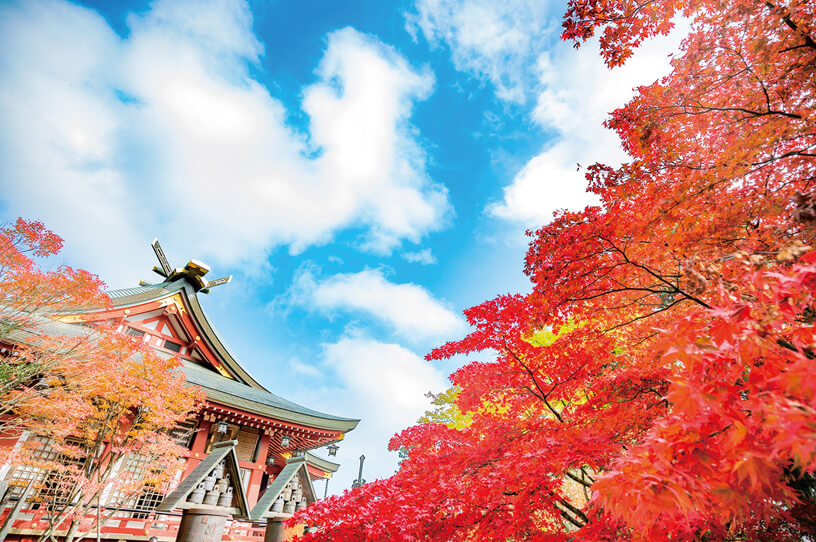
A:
[148, 238, 232, 294]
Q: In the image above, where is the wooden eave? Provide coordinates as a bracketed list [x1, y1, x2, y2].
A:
[304, 452, 340, 474]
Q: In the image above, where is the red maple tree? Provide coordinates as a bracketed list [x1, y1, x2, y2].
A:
[292, 0, 816, 539]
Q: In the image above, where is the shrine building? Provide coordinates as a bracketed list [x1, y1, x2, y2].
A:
[0, 242, 359, 541]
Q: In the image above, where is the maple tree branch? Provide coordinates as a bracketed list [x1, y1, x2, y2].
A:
[629, 332, 659, 349]
[762, 0, 816, 51]
[555, 498, 588, 528]
[580, 466, 596, 483]
[750, 148, 816, 169]
[779, 43, 815, 53]
[557, 508, 586, 529]
[503, 344, 565, 423]
[600, 235, 711, 309]
[579, 0, 661, 26]
[679, 102, 802, 120]
[776, 338, 815, 359]
[558, 498, 589, 522]
[567, 285, 670, 303]
[602, 297, 691, 334]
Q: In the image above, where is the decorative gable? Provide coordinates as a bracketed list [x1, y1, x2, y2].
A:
[249, 457, 316, 521]
[157, 441, 250, 520]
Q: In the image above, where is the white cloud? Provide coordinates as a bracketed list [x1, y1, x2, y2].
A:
[287, 355, 323, 378]
[489, 27, 688, 226]
[324, 337, 446, 428]
[406, 0, 556, 102]
[272, 335, 449, 493]
[488, 144, 600, 224]
[0, 0, 450, 284]
[279, 266, 465, 341]
[406, 0, 686, 227]
[318, 336, 447, 489]
[401, 248, 437, 265]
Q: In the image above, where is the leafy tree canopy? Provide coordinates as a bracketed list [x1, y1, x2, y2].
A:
[292, 0, 816, 539]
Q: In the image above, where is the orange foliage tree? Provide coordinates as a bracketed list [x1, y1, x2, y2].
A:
[0, 219, 203, 542]
[292, 0, 816, 539]
[0, 218, 108, 441]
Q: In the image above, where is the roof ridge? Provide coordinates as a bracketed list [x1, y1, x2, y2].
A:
[105, 282, 167, 299]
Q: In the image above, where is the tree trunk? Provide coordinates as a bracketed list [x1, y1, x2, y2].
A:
[63, 519, 80, 542]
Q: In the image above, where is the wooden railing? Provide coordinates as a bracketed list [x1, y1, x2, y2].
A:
[0, 503, 267, 541]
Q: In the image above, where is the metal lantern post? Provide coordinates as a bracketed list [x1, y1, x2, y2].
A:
[351, 455, 366, 489]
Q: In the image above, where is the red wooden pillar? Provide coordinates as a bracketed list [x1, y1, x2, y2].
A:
[255, 433, 271, 467]
[184, 419, 211, 477]
[246, 433, 270, 506]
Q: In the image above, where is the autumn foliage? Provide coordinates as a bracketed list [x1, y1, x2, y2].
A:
[0, 217, 108, 335]
[293, 0, 816, 540]
[0, 218, 110, 441]
[0, 219, 203, 542]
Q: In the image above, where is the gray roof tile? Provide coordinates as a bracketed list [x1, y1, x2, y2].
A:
[182, 363, 358, 430]
[106, 284, 166, 299]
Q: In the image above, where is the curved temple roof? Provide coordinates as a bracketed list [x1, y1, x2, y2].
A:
[183, 362, 357, 431]
[105, 277, 359, 433]
[107, 280, 266, 388]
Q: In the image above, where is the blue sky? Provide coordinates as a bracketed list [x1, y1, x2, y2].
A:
[0, 0, 684, 493]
